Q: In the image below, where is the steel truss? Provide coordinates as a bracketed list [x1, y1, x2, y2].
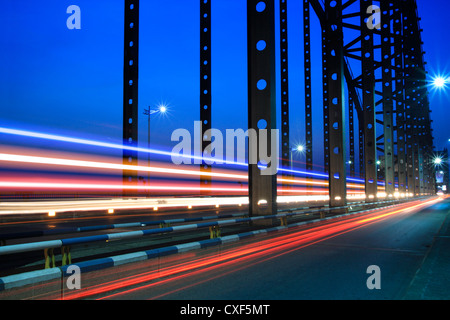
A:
[200, 0, 212, 193]
[247, 0, 278, 217]
[122, 0, 434, 210]
[123, 0, 139, 197]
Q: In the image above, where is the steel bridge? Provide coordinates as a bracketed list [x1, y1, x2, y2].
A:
[122, 0, 435, 215]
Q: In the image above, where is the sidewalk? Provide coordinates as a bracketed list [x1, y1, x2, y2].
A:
[403, 198, 450, 300]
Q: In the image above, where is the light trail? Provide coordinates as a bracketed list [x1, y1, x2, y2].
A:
[0, 128, 403, 210]
[0, 152, 364, 189]
[0, 153, 246, 180]
[0, 188, 336, 215]
[0, 126, 370, 183]
[0, 151, 397, 215]
[0, 150, 368, 209]
[56, 197, 440, 300]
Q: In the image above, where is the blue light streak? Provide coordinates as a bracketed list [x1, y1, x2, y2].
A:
[0, 126, 370, 184]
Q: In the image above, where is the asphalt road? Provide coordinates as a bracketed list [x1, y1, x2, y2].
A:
[84, 197, 450, 300]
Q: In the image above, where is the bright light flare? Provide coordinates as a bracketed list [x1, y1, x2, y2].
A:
[430, 75, 449, 90]
[434, 157, 443, 165]
[433, 77, 447, 88]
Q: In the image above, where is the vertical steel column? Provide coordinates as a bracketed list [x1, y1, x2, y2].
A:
[403, 1, 416, 195]
[381, 1, 395, 196]
[349, 96, 355, 176]
[123, 0, 139, 197]
[324, 0, 346, 207]
[411, 1, 426, 196]
[248, 0, 277, 217]
[420, 75, 433, 195]
[280, 0, 290, 186]
[415, 85, 425, 195]
[361, 0, 377, 202]
[418, 148, 424, 194]
[304, 0, 313, 173]
[322, 28, 330, 175]
[412, 69, 421, 196]
[413, 137, 421, 196]
[359, 125, 364, 178]
[200, 0, 212, 193]
[393, 3, 407, 194]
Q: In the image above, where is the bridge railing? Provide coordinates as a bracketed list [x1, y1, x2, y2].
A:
[0, 198, 409, 267]
[0, 197, 433, 296]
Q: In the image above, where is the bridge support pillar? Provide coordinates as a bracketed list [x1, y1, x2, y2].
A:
[200, 0, 212, 194]
[247, 0, 277, 223]
[123, 0, 139, 198]
[361, 0, 377, 203]
[324, 0, 347, 208]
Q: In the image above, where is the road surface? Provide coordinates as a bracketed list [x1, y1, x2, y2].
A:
[55, 196, 450, 300]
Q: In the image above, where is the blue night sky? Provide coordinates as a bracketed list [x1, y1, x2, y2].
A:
[0, 0, 449, 171]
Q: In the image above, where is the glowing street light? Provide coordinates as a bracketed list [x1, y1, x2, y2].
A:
[434, 157, 443, 166]
[290, 145, 306, 171]
[431, 75, 448, 90]
[144, 104, 168, 117]
[143, 104, 169, 193]
[434, 77, 446, 88]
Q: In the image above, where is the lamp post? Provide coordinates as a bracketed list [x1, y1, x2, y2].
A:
[143, 105, 167, 192]
[290, 145, 305, 171]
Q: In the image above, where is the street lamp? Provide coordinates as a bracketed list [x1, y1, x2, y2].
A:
[143, 104, 167, 153]
[431, 75, 448, 90]
[434, 157, 443, 166]
[290, 144, 305, 171]
[296, 145, 305, 152]
[143, 105, 168, 191]
[433, 77, 446, 88]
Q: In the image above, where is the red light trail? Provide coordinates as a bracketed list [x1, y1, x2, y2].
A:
[54, 197, 440, 300]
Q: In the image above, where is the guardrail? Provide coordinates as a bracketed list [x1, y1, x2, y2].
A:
[0, 199, 372, 244]
[0, 197, 423, 294]
[0, 212, 248, 242]
[0, 199, 404, 260]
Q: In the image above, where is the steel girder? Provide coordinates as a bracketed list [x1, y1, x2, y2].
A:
[409, 2, 433, 195]
[120, 0, 435, 204]
[360, 0, 377, 202]
[380, 1, 395, 196]
[200, 0, 212, 193]
[309, 0, 434, 204]
[247, 0, 277, 217]
[304, 0, 313, 174]
[403, 0, 425, 196]
[123, 0, 140, 197]
[393, 2, 407, 194]
[280, 0, 291, 189]
[323, 0, 347, 207]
